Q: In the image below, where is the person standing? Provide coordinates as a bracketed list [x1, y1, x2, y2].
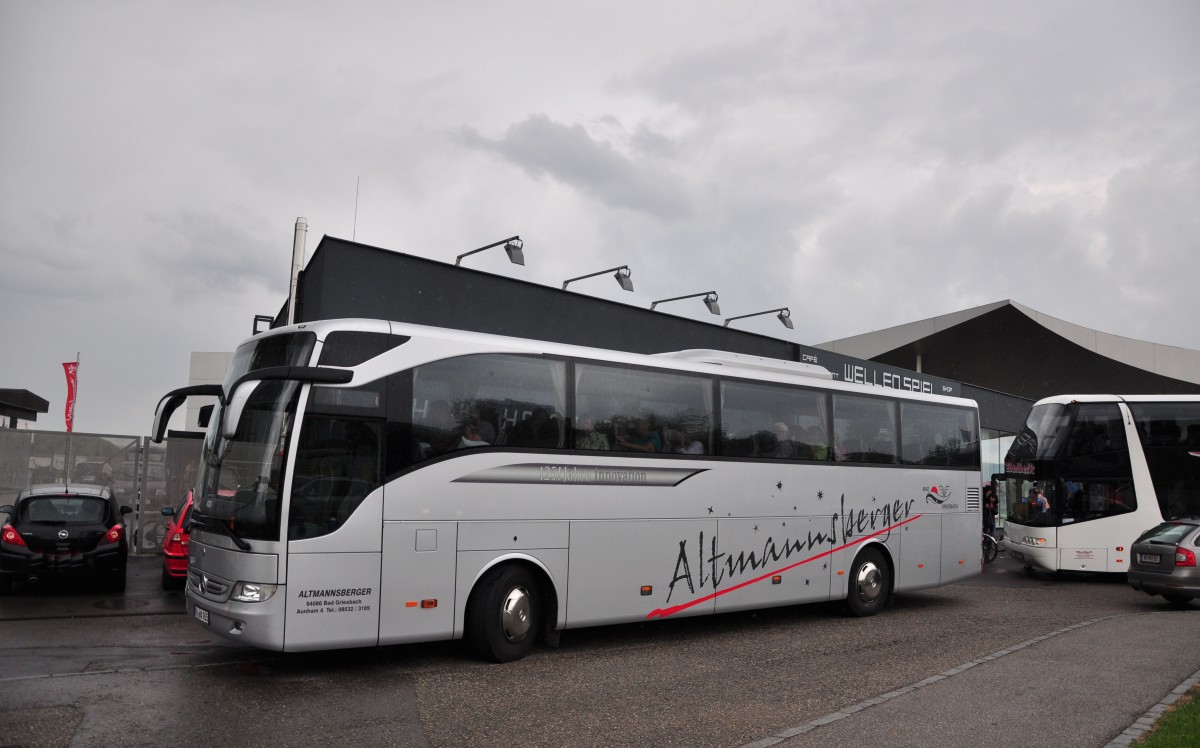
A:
[982, 485, 998, 536]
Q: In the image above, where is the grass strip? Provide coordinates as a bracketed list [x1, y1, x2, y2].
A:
[1135, 685, 1200, 747]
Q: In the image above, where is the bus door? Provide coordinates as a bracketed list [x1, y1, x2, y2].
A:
[282, 481, 385, 651]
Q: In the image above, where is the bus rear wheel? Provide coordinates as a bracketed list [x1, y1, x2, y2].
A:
[466, 565, 541, 663]
[846, 547, 890, 617]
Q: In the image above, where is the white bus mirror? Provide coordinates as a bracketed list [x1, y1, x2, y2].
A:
[151, 385, 224, 443]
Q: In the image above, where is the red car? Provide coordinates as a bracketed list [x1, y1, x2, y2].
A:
[160, 491, 193, 590]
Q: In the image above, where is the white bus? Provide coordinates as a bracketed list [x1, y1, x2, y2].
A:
[1001, 394, 1200, 574]
[152, 319, 982, 661]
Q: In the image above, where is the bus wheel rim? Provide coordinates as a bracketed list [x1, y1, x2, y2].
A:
[856, 561, 882, 603]
[501, 586, 532, 642]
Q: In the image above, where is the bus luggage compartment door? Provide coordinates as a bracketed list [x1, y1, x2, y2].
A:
[567, 519, 717, 627]
[378, 521, 458, 645]
[713, 517, 833, 613]
[896, 514, 941, 592]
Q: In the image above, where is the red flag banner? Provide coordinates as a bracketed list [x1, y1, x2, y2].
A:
[63, 361, 78, 432]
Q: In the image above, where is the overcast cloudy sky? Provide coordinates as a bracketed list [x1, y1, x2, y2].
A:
[2, 1, 1198, 436]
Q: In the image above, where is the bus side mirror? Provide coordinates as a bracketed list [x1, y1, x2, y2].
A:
[151, 385, 224, 443]
[198, 404, 214, 429]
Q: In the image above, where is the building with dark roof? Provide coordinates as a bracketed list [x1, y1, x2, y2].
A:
[269, 236, 1199, 482]
[817, 299, 1200, 401]
[0, 389, 49, 429]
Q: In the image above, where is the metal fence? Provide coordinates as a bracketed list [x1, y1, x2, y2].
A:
[0, 429, 202, 555]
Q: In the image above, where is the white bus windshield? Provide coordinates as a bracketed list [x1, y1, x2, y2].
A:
[1004, 401, 1135, 528]
[192, 331, 316, 543]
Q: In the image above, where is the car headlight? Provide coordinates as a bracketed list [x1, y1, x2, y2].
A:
[230, 582, 278, 602]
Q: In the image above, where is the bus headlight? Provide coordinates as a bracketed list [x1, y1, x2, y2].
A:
[1022, 536, 1047, 546]
[231, 582, 278, 602]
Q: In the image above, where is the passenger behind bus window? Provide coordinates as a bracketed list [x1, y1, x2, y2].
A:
[771, 422, 795, 458]
[1029, 487, 1050, 513]
[510, 408, 560, 449]
[576, 418, 610, 451]
[469, 404, 497, 445]
[802, 426, 829, 460]
[458, 421, 490, 449]
[664, 428, 704, 455]
[617, 417, 661, 453]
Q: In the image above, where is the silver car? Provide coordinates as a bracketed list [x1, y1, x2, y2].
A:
[1128, 520, 1200, 605]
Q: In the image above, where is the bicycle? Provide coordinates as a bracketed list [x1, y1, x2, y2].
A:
[982, 532, 1000, 564]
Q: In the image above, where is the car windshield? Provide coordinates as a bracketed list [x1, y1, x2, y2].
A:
[191, 331, 315, 544]
[1137, 522, 1199, 545]
[20, 497, 108, 524]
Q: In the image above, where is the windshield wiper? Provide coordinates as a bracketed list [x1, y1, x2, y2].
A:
[190, 514, 251, 551]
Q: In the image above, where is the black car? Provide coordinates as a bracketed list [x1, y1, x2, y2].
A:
[1128, 519, 1200, 605]
[0, 484, 132, 594]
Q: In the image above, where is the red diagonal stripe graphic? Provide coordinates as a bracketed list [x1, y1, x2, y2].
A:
[645, 513, 924, 619]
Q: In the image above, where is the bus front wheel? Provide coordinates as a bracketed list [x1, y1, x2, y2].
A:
[466, 564, 541, 663]
[846, 547, 890, 617]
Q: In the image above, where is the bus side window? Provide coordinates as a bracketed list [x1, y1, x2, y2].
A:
[577, 363, 713, 456]
[834, 394, 896, 464]
[900, 403, 979, 467]
[719, 381, 828, 461]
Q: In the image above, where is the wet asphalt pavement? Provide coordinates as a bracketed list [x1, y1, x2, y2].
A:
[1, 551, 1197, 747]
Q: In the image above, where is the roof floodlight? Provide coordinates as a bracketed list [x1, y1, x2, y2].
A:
[456, 236, 524, 266]
[649, 291, 721, 316]
[723, 307, 794, 330]
[562, 265, 634, 292]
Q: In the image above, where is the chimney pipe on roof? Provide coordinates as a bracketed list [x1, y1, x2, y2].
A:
[287, 217, 308, 325]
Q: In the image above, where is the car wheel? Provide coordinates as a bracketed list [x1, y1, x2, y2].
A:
[846, 547, 890, 617]
[465, 564, 541, 663]
[108, 571, 127, 594]
[1163, 594, 1194, 606]
[0, 577, 12, 595]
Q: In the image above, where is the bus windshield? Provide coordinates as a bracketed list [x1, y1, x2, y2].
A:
[1007, 403, 1073, 462]
[192, 331, 316, 543]
[1004, 401, 1136, 528]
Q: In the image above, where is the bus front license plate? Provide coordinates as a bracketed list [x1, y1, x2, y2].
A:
[193, 606, 210, 625]
[1138, 553, 1161, 564]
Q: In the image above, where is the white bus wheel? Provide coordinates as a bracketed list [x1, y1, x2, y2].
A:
[466, 565, 541, 663]
[846, 548, 890, 617]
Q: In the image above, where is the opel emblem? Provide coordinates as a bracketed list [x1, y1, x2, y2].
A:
[58, 529, 69, 539]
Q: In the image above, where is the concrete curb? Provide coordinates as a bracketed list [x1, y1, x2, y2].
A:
[1102, 666, 1200, 747]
